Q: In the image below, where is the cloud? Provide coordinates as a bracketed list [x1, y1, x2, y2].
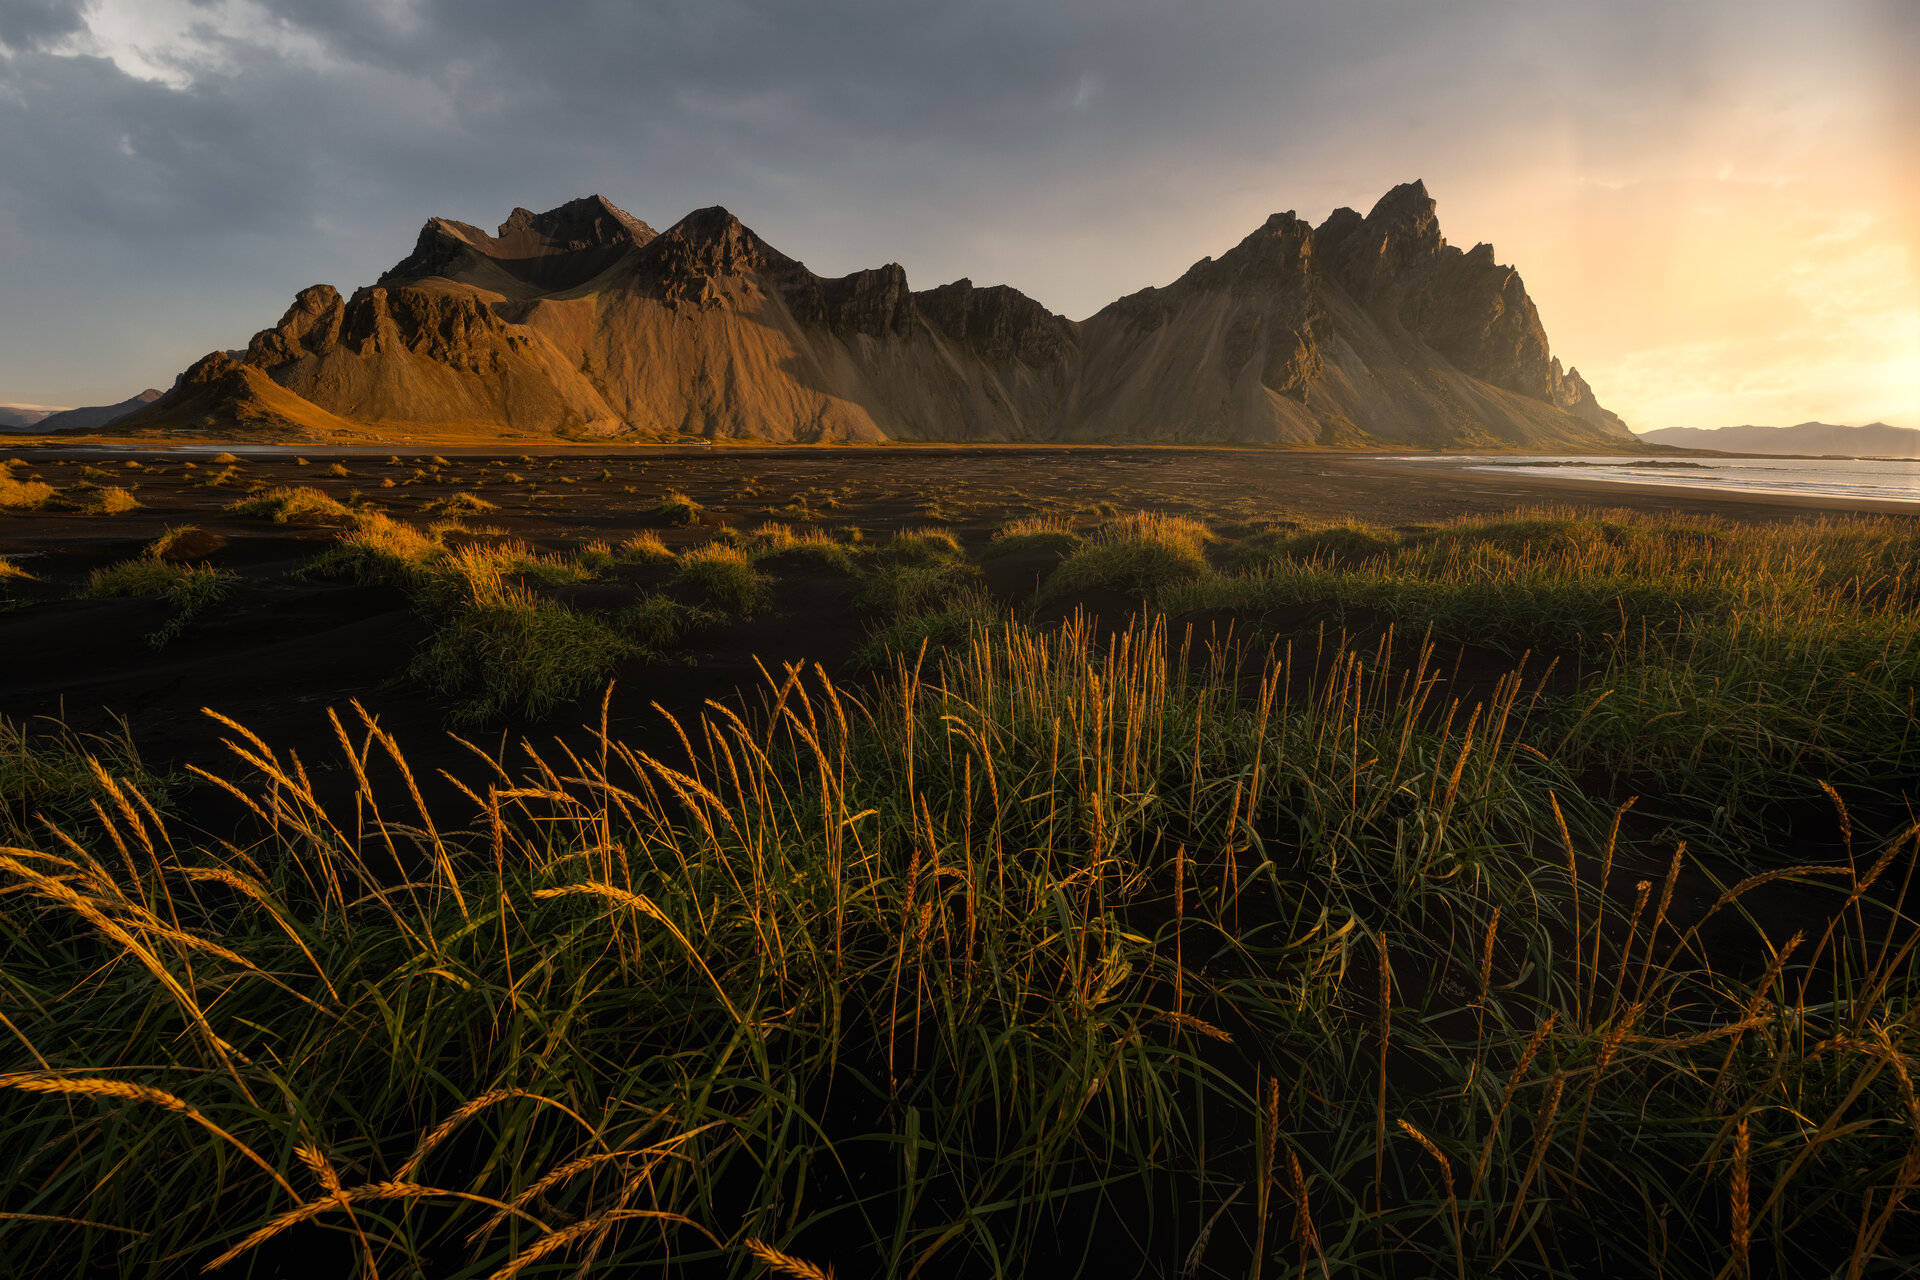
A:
[0, 0, 85, 53]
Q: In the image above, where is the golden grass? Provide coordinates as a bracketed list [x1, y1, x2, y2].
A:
[225, 485, 351, 523]
[0, 470, 56, 508]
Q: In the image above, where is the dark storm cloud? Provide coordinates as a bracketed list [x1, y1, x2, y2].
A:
[0, 0, 1899, 418]
[0, 0, 85, 52]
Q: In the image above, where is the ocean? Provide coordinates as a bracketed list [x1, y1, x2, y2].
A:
[1381, 455, 1920, 506]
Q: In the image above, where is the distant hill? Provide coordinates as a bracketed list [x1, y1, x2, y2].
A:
[0, 404, 67, 431]
[1638, 422, 1920, 457]
[34, 389, 165, 433]
[106, 182, 1634, 448]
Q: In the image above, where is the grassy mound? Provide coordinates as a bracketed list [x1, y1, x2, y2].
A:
[654, 489, 703, 526]
[1038, 511, 1211, 603]
[409, 589, 641, 724]
[669, 544, 768, 618]
[80, 554, 234, 647]
[0, 469, 56, 509]
[82, 485, 142, 515]
[986, 513, 1085, 558]
[225, 485, 352, 523]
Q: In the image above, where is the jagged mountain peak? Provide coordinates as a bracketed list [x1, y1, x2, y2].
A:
[381, 194, 654, 291]
[496, 195, 655, 248]
[115, 180, 1630, 449]
[643, 206, 794, 279]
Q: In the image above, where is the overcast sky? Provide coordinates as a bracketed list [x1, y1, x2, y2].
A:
[1, 0, 1915, 431]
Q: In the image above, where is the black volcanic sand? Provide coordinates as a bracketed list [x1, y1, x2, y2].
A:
[5, 444, 1914, 821]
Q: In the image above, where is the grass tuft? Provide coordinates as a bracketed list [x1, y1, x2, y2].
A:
[654, 490, 703, 526]
[669, 545, 767, 619]
[1037, 510, 1211, 603]
[423, 491, 498, 516]
[0, 470, 56, 509]
[225, 485, 352, 524]
[81, 555, 234, 647]
[409, 590, 640, 724]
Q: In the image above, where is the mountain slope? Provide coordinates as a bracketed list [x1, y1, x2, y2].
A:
[0, 405, 64, 431]
[110, 183, 1632, 448]
[35, 389, 164, 433]
[120, 352, 370, 440]
[1638, 422, 1920, 457]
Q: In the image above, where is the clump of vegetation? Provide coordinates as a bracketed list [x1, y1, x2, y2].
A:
[409, 588, 640, 723]
[81, 554, 234, 647]
[301, 510, 443, 586]
[856, 559, 981, 621]
[986, 512, 1084, 557]
[0, 713, 172, 839]
[0, 555, 30, 582]
[301, 514, 656, 719]
[669, 544, 767, 618]
[1037, 510, 1211, 603]
[422, 490, 498, 515]
[194, 464, 244, 488]
[1229, 520, 1398, 569]
[3, 613, 1915, 1277]
[0, 468, 55, 509]
[76, 484, 141, 515]
[872, 526, 965, 566]
[145, 525, 205, 559]
[615, 530, 674, 564]
[654, 489, 703, 526]
[208, 451, 241, 465]
[225, 485, 352, 523]
[744, 522, 859, 574]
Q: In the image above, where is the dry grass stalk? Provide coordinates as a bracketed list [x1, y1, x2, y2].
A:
[295, 1143, 343, 1195]
[1287, 1148, 1323, 1277]
[1731, 1116, 1751, 1276]
[1398, 1118, 1464, 1280]
[1473, 1011, 1559, 1195]
[397, 1088, 534, 1180]
[207, 1179, 548, 1270]
[534, 882, 741, 1022]
[1376, 932, 1392, 1193]
[0, 1073, 294, 1200]
[484, 1209, 702, 1280]
[745, 1235, 837, 1279]
[1155, 1010, 1232, 1042]
[1500, 1073, 1565, 1250]
[0, 1211, 148, 1235]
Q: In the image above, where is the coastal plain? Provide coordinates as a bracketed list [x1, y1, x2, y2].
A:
[5, 442, 1900, 781]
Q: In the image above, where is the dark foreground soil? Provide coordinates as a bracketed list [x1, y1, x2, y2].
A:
[3, 443, 1910, 802]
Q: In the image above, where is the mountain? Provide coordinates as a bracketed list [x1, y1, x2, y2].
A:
[107, 183, 1632, 448]
[0, 404, 66, 431]
[1637, 423, 1920, 458]
[34, 389, 164, 433]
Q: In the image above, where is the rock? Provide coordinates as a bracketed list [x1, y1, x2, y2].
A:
[114, 185, 1631, 447]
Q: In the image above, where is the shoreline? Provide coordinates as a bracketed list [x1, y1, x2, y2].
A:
[8, 440, 1918, 522]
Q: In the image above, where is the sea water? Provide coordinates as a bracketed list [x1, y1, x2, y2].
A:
[1381, 455, 1920, 506]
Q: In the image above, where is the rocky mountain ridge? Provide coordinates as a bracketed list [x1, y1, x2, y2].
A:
[1638, 422, 1920, 458]
[108, 181, 1633, 448]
